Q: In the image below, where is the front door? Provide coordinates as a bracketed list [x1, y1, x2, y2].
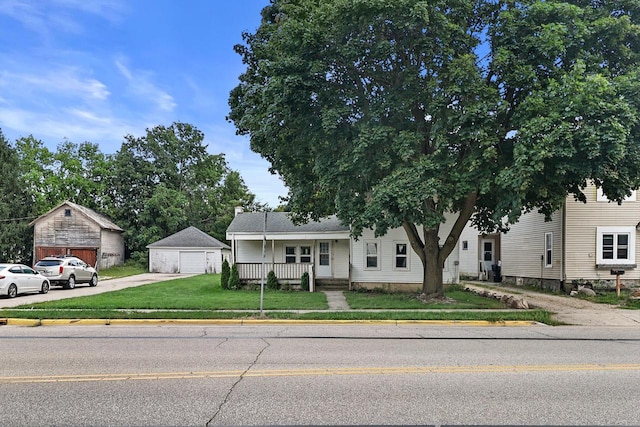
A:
[317, 241, 332, 277]
[482, 239, 494, 273]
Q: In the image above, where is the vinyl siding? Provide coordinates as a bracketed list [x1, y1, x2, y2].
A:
[501, 210, 563, 281]
[350, 219, 459, 286]
[564, 183, 640, 281]
[458, 224, 481, 277]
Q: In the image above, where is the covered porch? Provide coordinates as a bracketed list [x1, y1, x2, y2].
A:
[226, 211, 351, 292]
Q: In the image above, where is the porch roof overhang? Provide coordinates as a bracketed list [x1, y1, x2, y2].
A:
[226, 231, 350, 241]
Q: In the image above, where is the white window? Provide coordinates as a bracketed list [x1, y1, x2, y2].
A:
[462, 240, 468, 250]
[596, 227, 636, 266]
[300, 246, 311, 263]
[596, 187, 637, 202]
[365, 241, 379, 269]
[285, 246, 296, 264]
[394, 242, 409, 269]
[545, 232, 553, 267]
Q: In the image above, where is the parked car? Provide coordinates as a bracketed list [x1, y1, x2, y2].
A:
[0, 264, 50, 298]
[34, 255, 98, 289]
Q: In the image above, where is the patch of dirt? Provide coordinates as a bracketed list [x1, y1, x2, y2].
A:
[416, 293, 456, 304]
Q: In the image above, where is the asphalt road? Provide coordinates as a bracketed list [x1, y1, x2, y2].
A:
[2, 324, 640, 426]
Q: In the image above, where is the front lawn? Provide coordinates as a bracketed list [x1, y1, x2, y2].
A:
[345, 284, 507, 309]
[17, 274, 328, 310]
[0, 275, 554, 323]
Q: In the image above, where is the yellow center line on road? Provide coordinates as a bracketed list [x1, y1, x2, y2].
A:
[3, 363, 640, 384]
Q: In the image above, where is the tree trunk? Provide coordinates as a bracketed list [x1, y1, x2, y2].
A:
[422, 229, 444, 297]
[402, 192, 478, 298]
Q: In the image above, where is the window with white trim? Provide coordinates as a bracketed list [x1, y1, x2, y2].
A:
[300, 246, 311, 263]
[365, 241, 379, 269]
[544, 232, 553, 267]
[285, 246, 296, 264]
[394, 242, 408, 269]
[596, 227, 636, 266]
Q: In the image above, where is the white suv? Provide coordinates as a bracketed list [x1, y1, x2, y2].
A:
[34, 256, 98, 289]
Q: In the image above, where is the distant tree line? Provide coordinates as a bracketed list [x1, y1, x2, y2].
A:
[0, 122, 261, 265]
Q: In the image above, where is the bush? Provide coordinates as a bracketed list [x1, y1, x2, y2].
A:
[300, 272, 309, 291]
[267, 270, 280, 290]
[221, 259, 230, 289]
[228, 264, 240, 290]
[128, 251, 149, 269]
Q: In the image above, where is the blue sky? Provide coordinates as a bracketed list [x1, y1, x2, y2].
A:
[0, 0, 287, 207]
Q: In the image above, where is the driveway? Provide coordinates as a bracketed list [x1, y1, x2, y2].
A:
[0, 273, 194, 308]
[465, 281, 640, 326]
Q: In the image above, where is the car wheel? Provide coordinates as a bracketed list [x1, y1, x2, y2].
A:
[67, 275, 76, 289]
[41, 281, 50, 294]
[89, 274, 98, 287]
[8, 284, 17, 298]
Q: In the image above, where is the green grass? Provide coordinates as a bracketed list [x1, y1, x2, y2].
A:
[99, 262, 147, 279]
[0, 309, 554, 324]
[15, 274, 328, 310]
[575, 289, 640, 309]
[0, 276, 556, 323]
[345, 284, 506, 309]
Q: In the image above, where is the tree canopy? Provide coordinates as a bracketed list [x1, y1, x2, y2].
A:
[110, 122, 258, 259]
[229, 0, 640, 295]
[0, 122, 257, 265]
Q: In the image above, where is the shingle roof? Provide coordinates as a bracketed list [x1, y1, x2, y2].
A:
[226, 212, 350, 233]
[147, 226, 230, 249]
[30, 200, 123, 231]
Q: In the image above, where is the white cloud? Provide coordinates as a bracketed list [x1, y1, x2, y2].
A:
[0, 66, 110, 102]
[0, 0, 125, 37]
[115, 58, 177, 113]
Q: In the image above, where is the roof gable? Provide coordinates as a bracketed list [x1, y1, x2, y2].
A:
[227, 212, 349, 234]
[147, 226, 230, 249]
[29, 201, 123, 232]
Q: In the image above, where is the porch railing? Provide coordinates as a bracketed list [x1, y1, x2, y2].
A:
[236, 263, 314, 284]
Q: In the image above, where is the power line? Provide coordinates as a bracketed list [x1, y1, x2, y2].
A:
[0, 215, 38, 223]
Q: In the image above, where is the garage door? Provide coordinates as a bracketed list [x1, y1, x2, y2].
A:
[179, 252, 205, 274]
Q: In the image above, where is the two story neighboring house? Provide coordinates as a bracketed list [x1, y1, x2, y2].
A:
[459, 182, 640, 291]
[226, 209, 461, 291]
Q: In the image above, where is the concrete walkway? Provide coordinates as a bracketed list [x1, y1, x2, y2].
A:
[321, 291, 350, 310]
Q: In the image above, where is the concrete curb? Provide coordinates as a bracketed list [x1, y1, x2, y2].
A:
[1, 318, 539, 327]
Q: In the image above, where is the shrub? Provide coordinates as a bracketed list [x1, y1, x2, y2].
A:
[221, 259, 230, 289]
[267, 270, 280, 290]
[300, 272, 309, 291]
[228, 264, 240, 290]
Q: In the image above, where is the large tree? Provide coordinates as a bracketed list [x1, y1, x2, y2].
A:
[229, 0, 640, 296]
[110, 122, 257, 258]
[0, 130, 33, 262]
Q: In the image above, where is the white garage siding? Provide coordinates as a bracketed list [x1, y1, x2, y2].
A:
[179, 251, 206, 274]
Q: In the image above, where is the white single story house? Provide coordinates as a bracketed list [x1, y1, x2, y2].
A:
[147, 226, 231, 274]
[226, 210, 460, 291]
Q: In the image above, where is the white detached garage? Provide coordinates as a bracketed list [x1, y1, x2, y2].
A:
[147, 226, 231, 274]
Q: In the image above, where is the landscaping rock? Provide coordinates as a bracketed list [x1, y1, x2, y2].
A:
[577, 287, 597, 297]
[629, 290, 640, 300]
[501, 295, 529, 309]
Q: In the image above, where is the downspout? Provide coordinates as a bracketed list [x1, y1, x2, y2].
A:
[561, 202, 566, 293]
